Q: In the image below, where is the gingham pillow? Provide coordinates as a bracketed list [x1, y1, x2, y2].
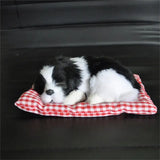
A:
[15, 75, 157, 117]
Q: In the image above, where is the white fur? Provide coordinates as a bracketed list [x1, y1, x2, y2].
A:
[40, 66, 65, 104]
[40, 66, 54, 84]
[70, 57, 90, 94]
[61, 57, 90, 105]
[87, 94, 104, 104]
[88, 69, 139, 104]
[64, 90, 86, 105]
[38, 58, 139, 105]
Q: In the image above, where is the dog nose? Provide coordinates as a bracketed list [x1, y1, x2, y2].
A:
[46, 89, 54, 95]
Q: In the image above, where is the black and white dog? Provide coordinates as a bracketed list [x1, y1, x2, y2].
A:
[33, 56, 140, 105]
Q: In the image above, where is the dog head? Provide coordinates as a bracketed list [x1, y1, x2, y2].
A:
[33, 57, 81, 104]
[33, 65, 66, 104]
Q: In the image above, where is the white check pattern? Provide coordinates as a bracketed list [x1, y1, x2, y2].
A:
[15, 75, 157, 117]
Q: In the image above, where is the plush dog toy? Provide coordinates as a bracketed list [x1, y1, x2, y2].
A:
[33, 56, 140, 105]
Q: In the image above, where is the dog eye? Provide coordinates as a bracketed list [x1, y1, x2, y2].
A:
[56, 82, 66, 88]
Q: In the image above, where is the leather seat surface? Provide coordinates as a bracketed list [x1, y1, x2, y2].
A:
[1, 0, 159, 159]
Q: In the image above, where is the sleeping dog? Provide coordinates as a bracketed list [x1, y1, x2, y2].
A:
[33, 56, 140, 105]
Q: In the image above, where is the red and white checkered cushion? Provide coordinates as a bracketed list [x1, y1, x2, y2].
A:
[15, 75, 157, 117]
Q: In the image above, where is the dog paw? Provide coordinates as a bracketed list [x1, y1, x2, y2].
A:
[64, 90, 85, 105]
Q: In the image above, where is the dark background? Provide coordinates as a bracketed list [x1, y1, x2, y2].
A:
[1, 0, 159, 159]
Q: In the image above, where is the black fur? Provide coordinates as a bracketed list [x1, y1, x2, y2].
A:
[52, 56, 81, 95]
[85, 56, 140, 90]
[34, 56, 82, 96]
[34, 73, 46, 95]
[34, 56, 140, 96]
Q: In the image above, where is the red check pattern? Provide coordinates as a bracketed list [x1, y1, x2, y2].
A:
[15, 75, 157, 117]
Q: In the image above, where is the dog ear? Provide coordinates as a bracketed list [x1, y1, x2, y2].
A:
[33, 73, 46, 95]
